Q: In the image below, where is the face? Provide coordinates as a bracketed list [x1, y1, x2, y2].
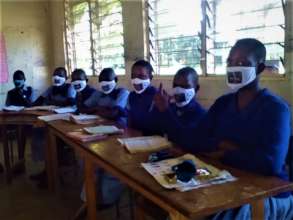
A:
[99, 71, 116, 82]
[131, 66, 150, 91]
[13, 74, 25, 88]
[53, 70, 66, 79]
[71, 72, 87, 82]
[173, 73, 196, 103]
[226, 48, 258, 84]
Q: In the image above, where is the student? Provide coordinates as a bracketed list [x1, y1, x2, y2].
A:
[30, 67, 76, 187]
[127, 60, 161, 135]
[152, 67, 206, 143]
[6, 70, 35, 107]
[71, 68, 96, 113]
[80, 68, 129, 125]
[183, 38, 293, 220]
[33, 67, 76, 107]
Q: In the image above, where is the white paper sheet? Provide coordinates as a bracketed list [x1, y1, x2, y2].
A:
[38, 113, 71, 122]
[118, 136, 172, 153]
[3, 105, 25, 112]
[53, 106, 77, 114]
[84, 125, 122, 135]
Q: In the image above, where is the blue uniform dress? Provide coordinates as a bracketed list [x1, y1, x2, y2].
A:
[185, 89, 293, 220]
[84, 87, 129, 125]
[127, 85, 162, 135]
[152, 100, 206, 144]
[31, 84, 77, 162]
[40, 83, 76, 106]
[80, 87, 129, 205]
[75, 85, 96, 113]
[5, 85, 35, 107]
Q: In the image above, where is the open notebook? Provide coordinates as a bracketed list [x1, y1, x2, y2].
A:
[142, 154, 236, 192]
[83, 125, 123, 135]
[25, 105, 57, 111]
[53, 106, 77, 114]
[67, 130, 106, 142]
[118, 136, 172, 154]
[38, 113, 71, 122]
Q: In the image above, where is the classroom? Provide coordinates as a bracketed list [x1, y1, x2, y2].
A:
[1, 0, 293, 220]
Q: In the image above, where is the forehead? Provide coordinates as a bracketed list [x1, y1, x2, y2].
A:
[132, 66, 148, 74]
[174, 73, 194, 86]
[227, 47, 256, 66]
[99, 71, 115, 80]
[72, 72, 85, 79]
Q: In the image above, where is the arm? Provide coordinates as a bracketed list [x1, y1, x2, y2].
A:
[5, 91, 11, 106]
[222, 104, 291, 176]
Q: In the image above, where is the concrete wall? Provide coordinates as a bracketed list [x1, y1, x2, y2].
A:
[0, 0, 52, 105]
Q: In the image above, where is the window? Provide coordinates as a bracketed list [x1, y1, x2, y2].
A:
[147, 0, 285, 75]
[64, 0, 125, 75]
[148, 0, 202, 75]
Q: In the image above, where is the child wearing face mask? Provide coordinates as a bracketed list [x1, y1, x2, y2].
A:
[152, 67, 206, 144]
[71, 68, 96, 113]
[6, 70, 35, 107]
[33, 67, 76, 107]
[79, 68, 129, 125]
[127, 60, 162, 135]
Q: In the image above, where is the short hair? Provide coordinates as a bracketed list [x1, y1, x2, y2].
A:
[131, 60, 154, 78]
[175, 67, 198, 85]
[54, 67, 67, 78]
[71, 68, 87, 80]
[99, 68, 115, 77]
[13, 70, 25, 80]
[232, 38, 266, 63]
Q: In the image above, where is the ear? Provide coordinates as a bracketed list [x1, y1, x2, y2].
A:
[114, 76, 118, 83]
[150, 74, 153, 80]
[256, 63, 265, 75]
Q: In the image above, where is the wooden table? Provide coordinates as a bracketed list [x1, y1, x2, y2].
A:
[46, 119, 293, 220]
[0, 110, 50, 183]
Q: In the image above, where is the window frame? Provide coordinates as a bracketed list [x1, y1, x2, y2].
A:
[145, 0, 288, 79]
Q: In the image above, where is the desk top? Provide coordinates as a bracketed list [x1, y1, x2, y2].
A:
[0, 110, 52, 125]
[48, 119, 293, 219]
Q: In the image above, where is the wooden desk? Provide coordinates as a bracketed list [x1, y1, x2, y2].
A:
[0, 110, 50, 183]
[46, 120, 293, 220]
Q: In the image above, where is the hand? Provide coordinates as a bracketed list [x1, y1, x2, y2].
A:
[153, 83, 170, 112]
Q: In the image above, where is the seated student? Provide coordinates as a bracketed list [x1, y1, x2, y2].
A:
[127, 60, 161, 135]
[181, 38, 293, 220]
[152, 67, 206, 143]
[33, 67, 76, 107]
[30, 67, 76, 187]
[80, 68, 129, 125]
[6, 70, 35, 107]
[71, 68, 96, 113]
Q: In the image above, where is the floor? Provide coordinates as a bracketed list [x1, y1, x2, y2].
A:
[0, 138, 149, 220]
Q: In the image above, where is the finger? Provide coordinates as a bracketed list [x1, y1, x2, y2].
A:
[158, 83, 163, 94]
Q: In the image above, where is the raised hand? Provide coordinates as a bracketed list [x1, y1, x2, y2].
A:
[153, 83, 170, 112]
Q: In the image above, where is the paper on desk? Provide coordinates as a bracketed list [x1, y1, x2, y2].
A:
[38, 113, 71, 122]
[3, 105, 25, 112]
[84, 125, 123, 135]
[141, 154, 236, 192]
[25, 105, 58, 111]
[53, 106, 77, 114]
[118, 136, 172, 154]
[71, 114, 100, 121]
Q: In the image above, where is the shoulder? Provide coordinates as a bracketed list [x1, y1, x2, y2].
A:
[116, 87, 130, 96]
[260, 89, 290, 114]
[210, 92, 235, 110]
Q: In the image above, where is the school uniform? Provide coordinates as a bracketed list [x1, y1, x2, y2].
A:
[84, 87, 129, 125]
[31, 83, 77, 162]
[189, 88, 293, 220]
[5, 85, 35, 107]
[127, 85, 162, 135]
[152, 100, 206, 143]
[38, 83, 76, 106]
[80, 87, 129, 205]
[76, 85, 96, 111]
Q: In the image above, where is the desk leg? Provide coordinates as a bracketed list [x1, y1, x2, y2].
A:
[2, 125, 12, 183]
[84, 159, 97, 220]
[169, 212, 188, 220]
[17, 125, 26, 160]
[46, 128, 59, 192]
[251, 199, 264, 220]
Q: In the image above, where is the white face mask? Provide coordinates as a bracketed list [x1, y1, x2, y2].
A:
[172, 87, 195, 107]
[52, 75, 66, 87]
[72, 80, 87, 92]
[226, 66, 256, 91]
[99, 80, 116, 94]
[131, 78, 151, 94]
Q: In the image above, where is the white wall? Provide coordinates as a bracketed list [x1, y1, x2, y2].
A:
[0, 0, 52, 105]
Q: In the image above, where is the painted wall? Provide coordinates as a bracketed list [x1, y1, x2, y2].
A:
[0, 0, 52, 105]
